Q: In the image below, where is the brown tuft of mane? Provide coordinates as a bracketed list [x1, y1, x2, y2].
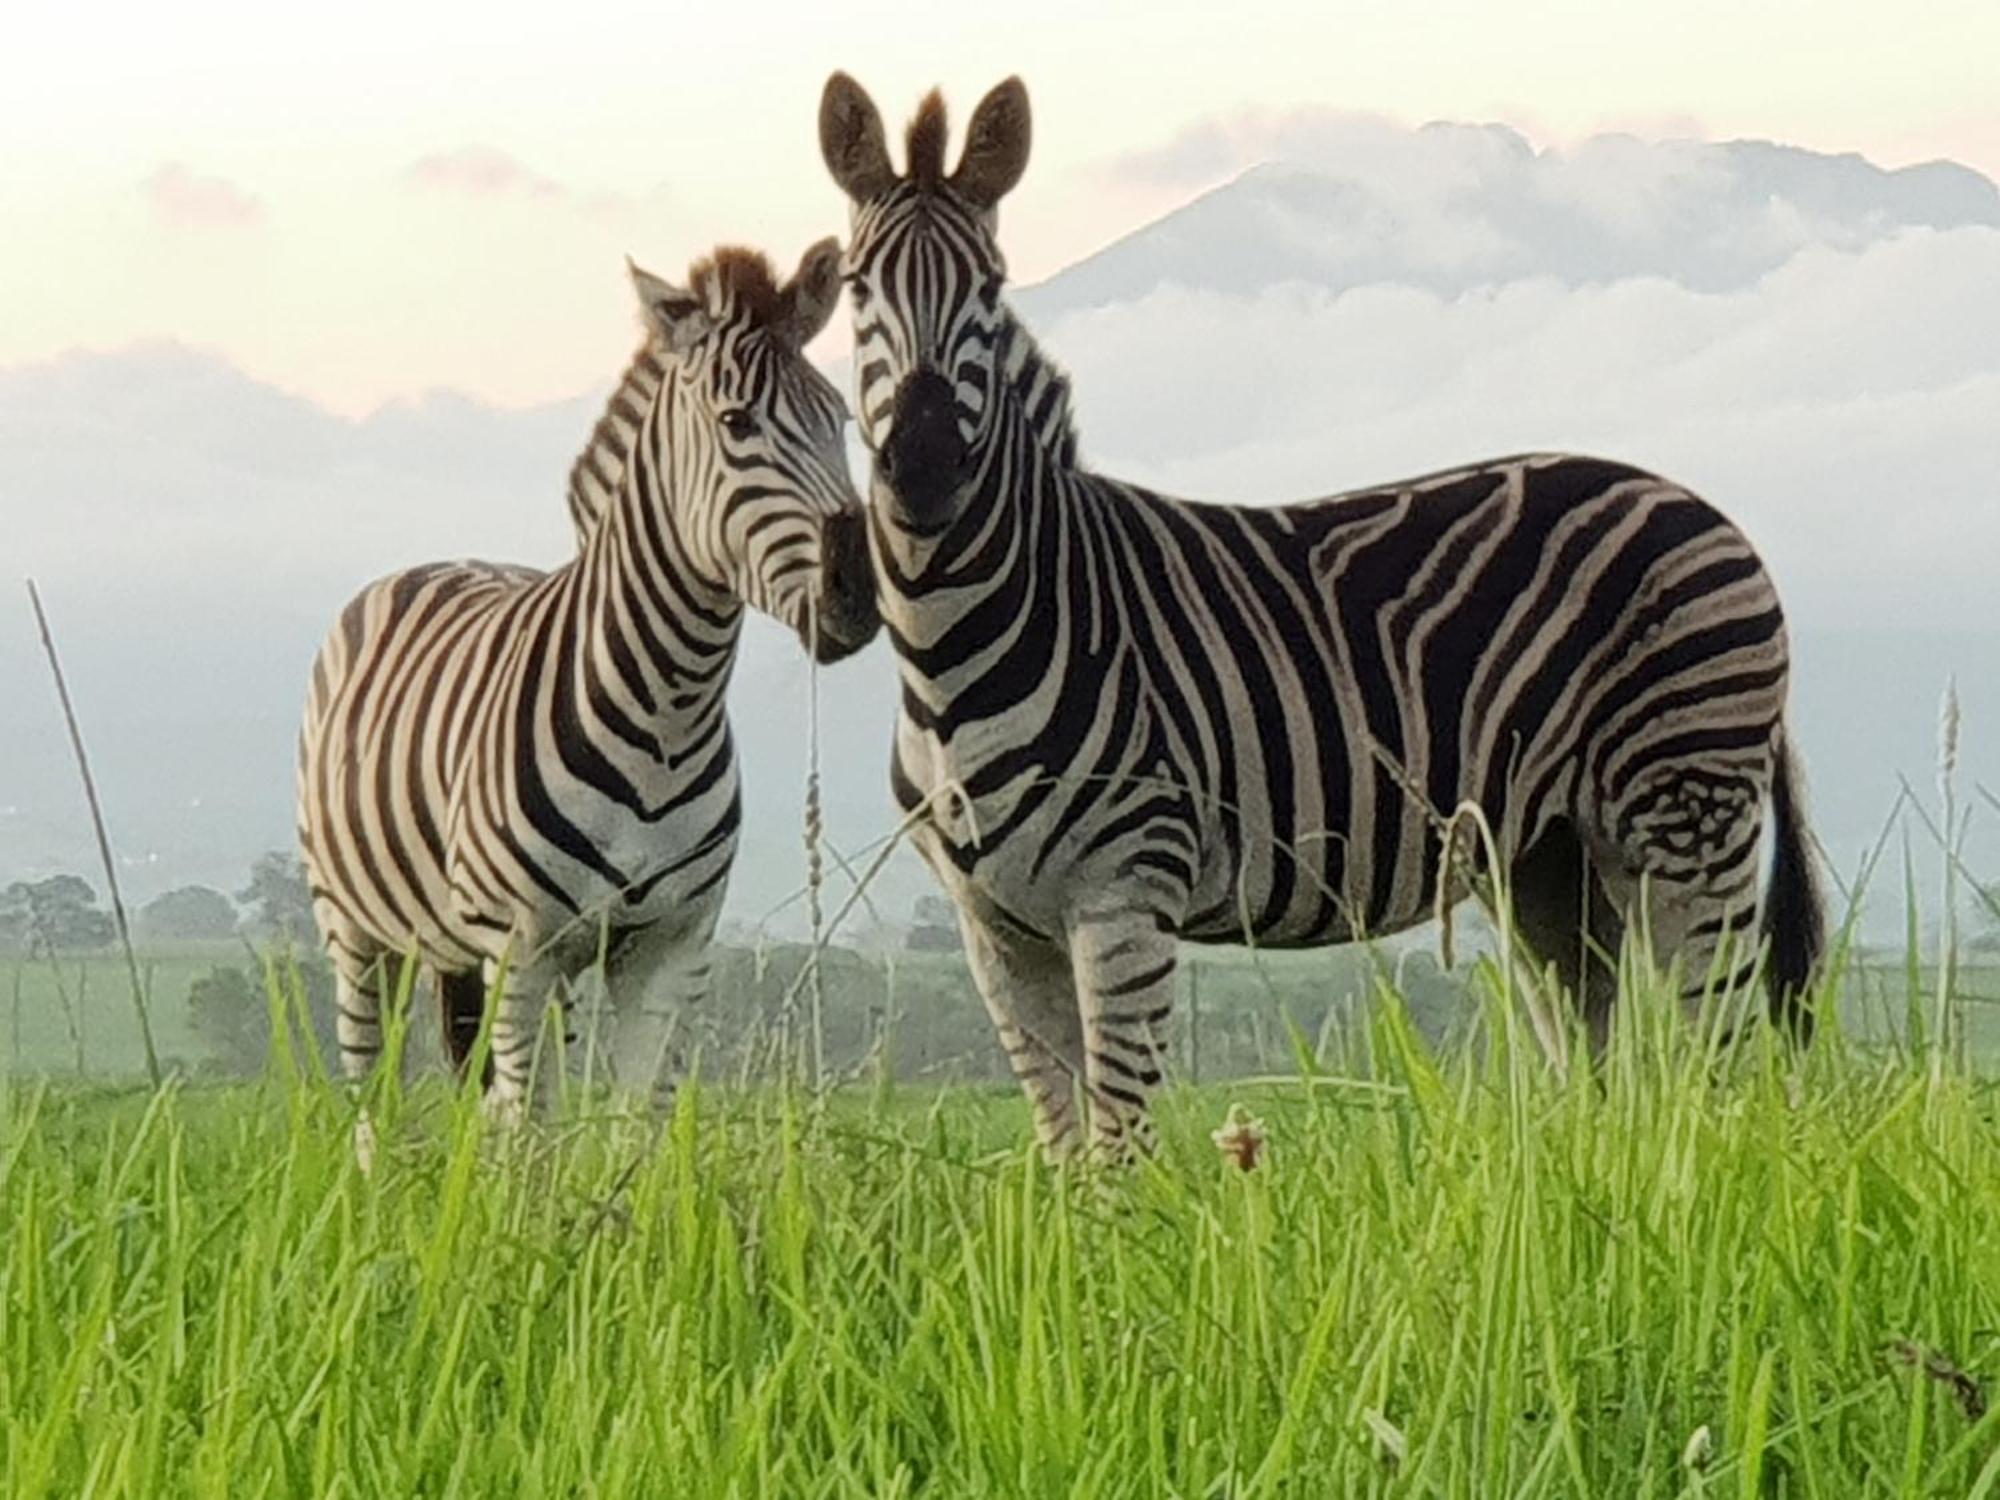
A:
[905, 89, 948, 187]
[687, 247, 786, 328]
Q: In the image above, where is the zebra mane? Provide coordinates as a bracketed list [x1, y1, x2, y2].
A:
[564, 343, 665, 545]
[999, 309, 1080, 470]
[905, 90, 949, 188]
[687, 247, 789, 329]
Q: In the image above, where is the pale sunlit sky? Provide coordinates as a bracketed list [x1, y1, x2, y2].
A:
[5, 0, 1997, 414]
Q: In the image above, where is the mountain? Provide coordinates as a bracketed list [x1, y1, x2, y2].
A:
[5, 126, 1999, 940]
[1018, 128, 2000, 322]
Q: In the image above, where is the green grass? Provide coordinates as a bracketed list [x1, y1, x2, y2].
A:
[6, 960, 2000, 1497]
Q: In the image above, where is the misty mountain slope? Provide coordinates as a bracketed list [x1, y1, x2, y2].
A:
[5, 128, 1997, 936]
[1020, 128, 2000, 322]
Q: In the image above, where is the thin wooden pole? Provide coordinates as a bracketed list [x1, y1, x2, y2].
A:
[25, 580, 163, 1088]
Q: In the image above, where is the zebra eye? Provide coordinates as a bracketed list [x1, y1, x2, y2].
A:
[718, 409, 758, 439]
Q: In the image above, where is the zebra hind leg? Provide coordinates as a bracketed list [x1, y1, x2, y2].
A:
[1595, 771, 1770, 1047]
[1508, 818, 1623, 1060]
[437, 969, 493, 1091]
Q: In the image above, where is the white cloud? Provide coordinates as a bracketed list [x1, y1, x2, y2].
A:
[141, 163, 263, 229]
[405, 145, 568, 200]
[1033, 226, 2000, 633]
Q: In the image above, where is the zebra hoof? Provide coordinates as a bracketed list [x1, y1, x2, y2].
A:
[353, 1113, 379, 1176]
[481, 1091, 530, 1130]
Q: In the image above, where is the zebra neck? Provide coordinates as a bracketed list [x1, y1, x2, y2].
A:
[568, 426, 744, 731]
[565, 343, 666, 547]
[995, 306, 1080, 470]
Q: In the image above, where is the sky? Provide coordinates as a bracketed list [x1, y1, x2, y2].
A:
[4, 0, 1999, 414]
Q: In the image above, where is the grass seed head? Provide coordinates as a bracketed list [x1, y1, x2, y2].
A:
[1211, 1102, 1266, 1171]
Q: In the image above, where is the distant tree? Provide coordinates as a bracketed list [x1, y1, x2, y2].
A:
[186, 966, 266, 1073]
[237, 852, 318, 946]
[187, 954, 341, 1076]
[137, 885, 238, 942]
[0, 875, 115, 956]
[904, 895, 961, 953]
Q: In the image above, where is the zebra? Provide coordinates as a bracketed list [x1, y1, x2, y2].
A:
[297, 239, 880, 1123]
[565, 341, 665, 545]
[818, 73, 1825, 1161]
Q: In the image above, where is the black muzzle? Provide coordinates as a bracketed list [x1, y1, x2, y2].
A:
[879, 368, 969, 528]
[808, 507, 881, 664]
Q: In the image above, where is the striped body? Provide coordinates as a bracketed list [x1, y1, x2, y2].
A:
[822, 75, 1823, 1160]
[301, 550, 745, 979]
[889, 448, 1789, 952]
[298, 243, 877, 1117]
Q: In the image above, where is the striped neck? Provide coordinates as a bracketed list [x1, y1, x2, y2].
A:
[569, 389, 744, 742]
[565, 343, 667, 547]
[996, 306, 1079, 471]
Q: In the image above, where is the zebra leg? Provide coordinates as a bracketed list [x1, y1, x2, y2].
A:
[480, 952, 564, 1125]
[1597, 766, 1770, 1040]
[329, 947, 394, 1172]
[1069, 906, 1177, 1166]
[607, 948, 712, 1113]
[332, 951, 389, 1090]
[436, 969, 492, 1090]
[1509, 819, 1624, 1058]
[958, 910, 1086, 1161]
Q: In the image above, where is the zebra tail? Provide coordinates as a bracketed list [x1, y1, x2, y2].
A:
[1763, 727, 1825, 1040]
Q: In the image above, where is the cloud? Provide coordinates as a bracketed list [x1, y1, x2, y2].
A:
[141, 163, 263, 229]
[1031, 226, 2000, 634]
[405, 145, 568, 200]
[1048, 118, 2000, 320]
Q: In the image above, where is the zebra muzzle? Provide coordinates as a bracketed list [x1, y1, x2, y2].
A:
[880, 369, 969, 527]
[809, 507, 881, 663]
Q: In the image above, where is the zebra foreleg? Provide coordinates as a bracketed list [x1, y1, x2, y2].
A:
[606, 950, 712, 1114]
[1069, 906, 1176, 1166]
[480, 952, 565, 1126]
[958, 910, 1087, 1161]
[333, 955, 392, 1172]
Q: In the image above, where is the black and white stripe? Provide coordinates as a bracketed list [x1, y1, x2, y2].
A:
[565, 345, 666, 545]
[297, 241, 879, 1119]
[821, 75, 1824, 1161]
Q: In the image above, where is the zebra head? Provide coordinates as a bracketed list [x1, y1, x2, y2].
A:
[626, 241, 879, 663]
[819, 72, 1031, 535]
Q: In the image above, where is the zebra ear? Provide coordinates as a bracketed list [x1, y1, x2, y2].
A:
[627, 257, 712, 355]
[776, 237, 843, 350]
[953, 76, 1030, 209]
[820, 72, 895, 202]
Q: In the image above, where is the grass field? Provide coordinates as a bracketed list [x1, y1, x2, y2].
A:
[7, 955, 2000, 1498]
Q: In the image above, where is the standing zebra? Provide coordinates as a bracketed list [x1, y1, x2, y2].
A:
[819, 74, 1824, 1161]
[298, 240, 879, 1122]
